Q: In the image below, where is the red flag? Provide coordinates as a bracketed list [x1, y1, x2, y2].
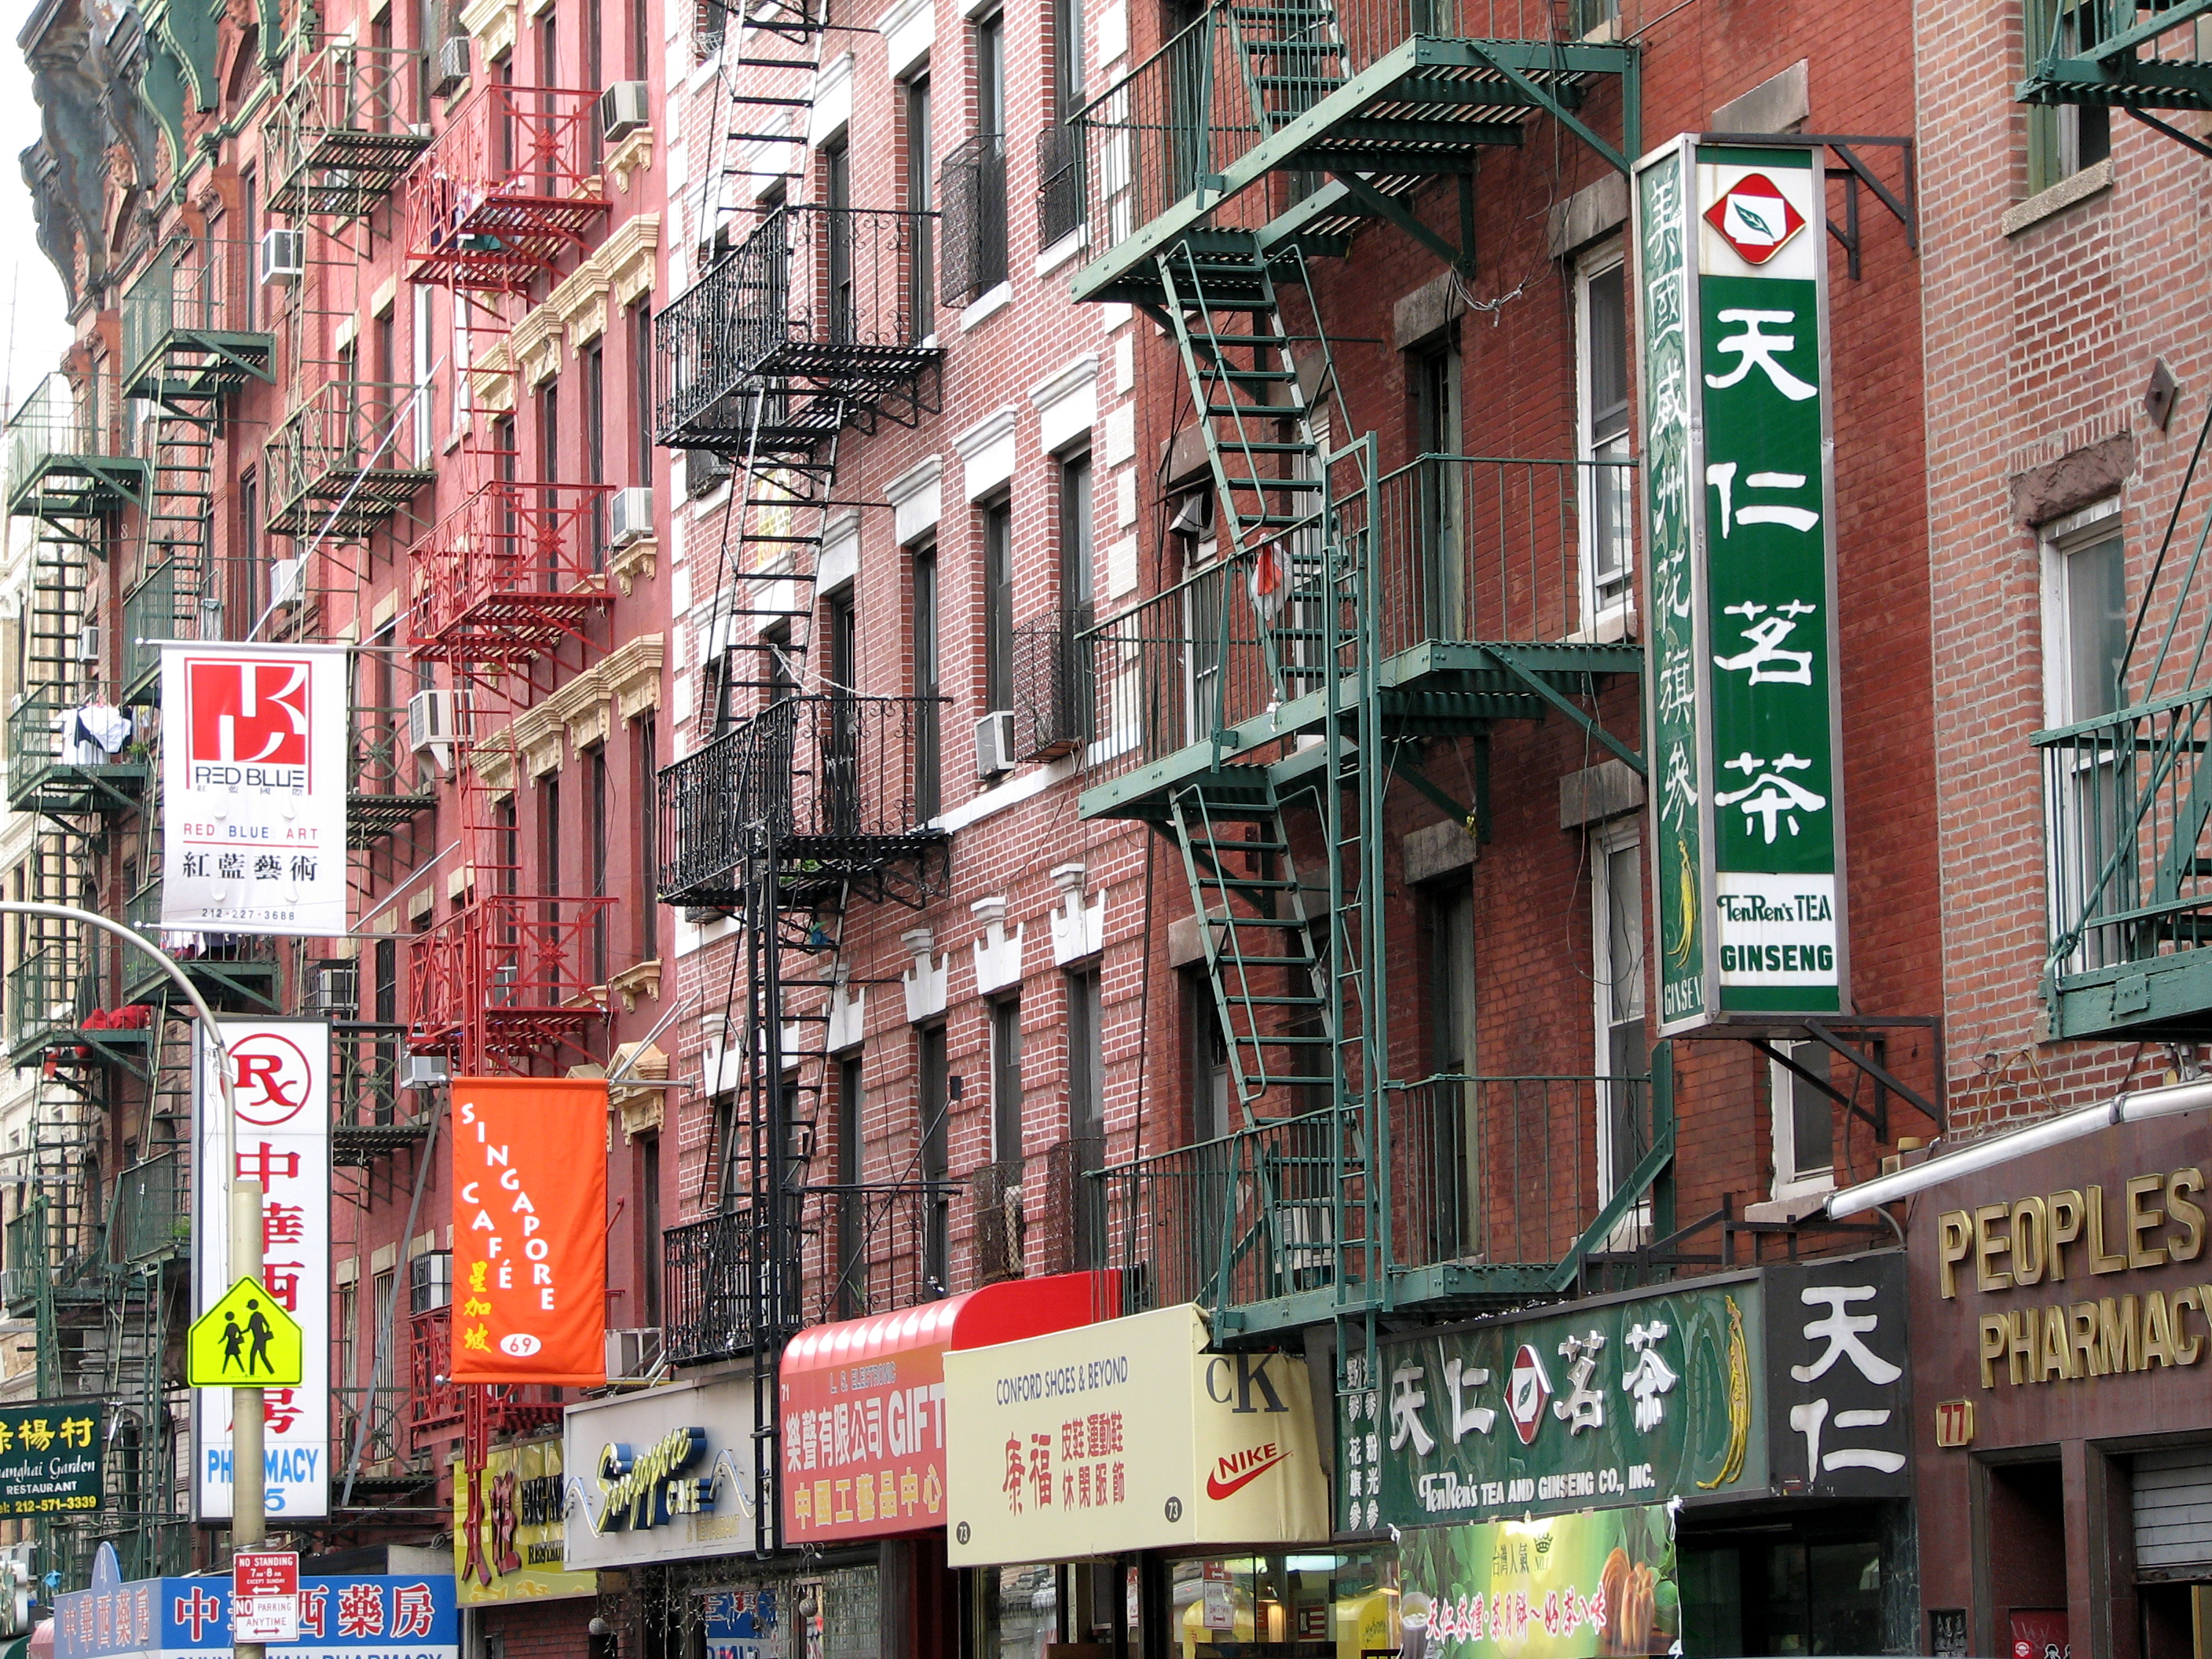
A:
[449, 1076, 608, 1385]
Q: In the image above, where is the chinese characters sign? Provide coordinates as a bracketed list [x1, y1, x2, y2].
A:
[0, 1404, 101, 1514]
[1399, 1505, 1678, 1659]
[450, 1077, 607, 1386]
[1354, 1254, 1911, 1531]
[195, 1020, 330, 1520]
[1348, 1284, 1765, 1533]
[53, 1573, 456, 1659]
[449, 1437, 596, 1605]
[1635, 138, 1850, 1035]
[943, 1303, 1328, 1567]
[159, 644, 349, 936]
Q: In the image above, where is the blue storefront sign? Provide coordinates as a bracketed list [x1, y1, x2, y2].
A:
[53, 1557, 457, 1659]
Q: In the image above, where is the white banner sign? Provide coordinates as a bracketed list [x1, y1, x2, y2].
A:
[160, 644, 350, 936]
[195, 1020, 331, 1520]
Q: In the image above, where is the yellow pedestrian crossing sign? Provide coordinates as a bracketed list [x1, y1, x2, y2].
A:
[188, 1278, 304, 1387]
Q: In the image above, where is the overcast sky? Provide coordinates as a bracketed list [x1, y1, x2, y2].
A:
[0, 36, 75, 417]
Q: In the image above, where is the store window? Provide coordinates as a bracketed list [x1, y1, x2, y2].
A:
[969, 1562, 1056, 1659]
[1768, 1042, 1836, 1203]
[1679, 1534, 1885, 1656]
[1167, 1550, 1398, 1657]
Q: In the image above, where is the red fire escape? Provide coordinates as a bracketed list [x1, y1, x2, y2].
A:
[403, 86, 611, 293]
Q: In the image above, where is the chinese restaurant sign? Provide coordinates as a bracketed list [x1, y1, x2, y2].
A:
[159, 643, 350, 936]
[449, 1437, 596, 1604]
[1635, 137, 1850, 1035]
[1353, 1254, 1910, 1530]
[450, 1077, 608, 1386]
[0, 1403, 102, 1515]
[943, 1302, 1328, 1566]
[53, 1571, 456, 1659]
[1398, 1505, 1678, 1659]
[194, 1020, 330, 1520]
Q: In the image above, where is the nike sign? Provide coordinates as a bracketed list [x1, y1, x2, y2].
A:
[1206, 1446, 1286, 1500]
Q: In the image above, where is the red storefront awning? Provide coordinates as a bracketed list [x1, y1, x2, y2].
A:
[779, 1270, 1119, 1544]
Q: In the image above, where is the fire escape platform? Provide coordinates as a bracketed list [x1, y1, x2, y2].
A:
[349, 789, 438, 847]
[1079, 638, 1641, 822]
[5, 760, 148, 819]
[1071, 35, 1629, 307]
[2018, 0, 2212, 107]
[273, 129, 435, 218]
[121, 331, 276, 408]
[5, 459, 150, 522]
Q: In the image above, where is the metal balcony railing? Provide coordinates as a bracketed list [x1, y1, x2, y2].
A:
[121, 558, 192, 701]
[1037, 123, 1086, 248]
[1012, 605, 1093, 762]
[404, 84, 612, 291]
[939, 134, 1009, 309]
[332, 1022, 430, 1163]
[5, 940, 92, 1059]
[1090, 1074, 1654, 1317]
[662, 1181, 961, 1365]
[1081, 454, 1633, 786]
[266, 41, 433, 218]
[407, 475, 615, 666]
[349, 706, 437, 844]
[334, 1386, 408, 1471]
[659, 694, 948, 909]
[654, 205, 940, 450]
[264, 379, 435, 537]
[407, 893, 616, 1059]
[121, 884, 281, 1009]
[1070, 0, 1591, 257]
[119, 238, 272, 402]
[5, 372, 141, 518]
[407, 1307, 464, 1430]
[108, 1152, 190, 1265]
[7, 685, 149, 812]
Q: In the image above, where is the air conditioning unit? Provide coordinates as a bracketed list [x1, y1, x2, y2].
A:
[610, 485, 654, 548]
[307, 965, 358, 1017]
[269, 555, 305, 609]
[258, 228, 306, 286]
[408, 688, 460, 775]
[401, 1054, 449, 1090]
[430, 34, 471, 97]
[75, 624, 101, 665]
[606, 1327, 664, 1382]
[974, 710, 1015, 776]
[600, 80, 650, 145]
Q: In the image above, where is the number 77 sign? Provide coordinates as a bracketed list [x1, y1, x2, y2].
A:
[1633, 134, 1851, 1037]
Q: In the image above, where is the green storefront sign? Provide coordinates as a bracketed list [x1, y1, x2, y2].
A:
[1635, 136, 1850, 1035]
[0, 1402, 103, 1515]
[1399, 1505, 1679, 1659]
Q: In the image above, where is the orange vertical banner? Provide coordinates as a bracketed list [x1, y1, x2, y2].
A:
[450, 1076, 609, 1386]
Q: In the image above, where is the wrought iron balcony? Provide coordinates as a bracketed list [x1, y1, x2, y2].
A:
[404, 84, 613, 292]
[1091, 1072, 1661, 1333]
[2019, 0, 2212, 110]
[407, 893, 616, 1062]
[657, 694, 949, 911]
[107, 1152, 189, 1265]
[407, 1307, 464, 1432]
[120, 558, 200, 704]
[7, 686, 149, 815]
[406, 474, 616, 668]
[1080, 455, 1637, 796]
[119, 238, 274, 405]
[264, 379, 434, 538]
[5, 372, 147, 519]
[266, 41, 434, 218]
[120, 884, 282, 1013]
[939, 134, 1008, 309]
[1037, 123, 1085, 248]
[332, 1021, 432, 1164]
[1013, 604, 1093, 763]
[349, 707, 438, 845]
[654, 205, 941, 452]
[5, 941, 96, 1064]
[661, 1181, 961, 1366]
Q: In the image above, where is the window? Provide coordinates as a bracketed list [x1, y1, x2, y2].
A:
[2027, 0, 2111, 196]
[911, 544, 942, 818]
[408, 1248, 452, 1313]
[1426, 884, 1478, 1258]
[538, 774, 561, 896]
[1577, 248, 1634, 625]
[1768, 1043, 1836, 1201]
[1591, 825, 1646, 1200]
[982, 498, 1014, 713]
[631, 302, 654, 483]
[1185, 967, 1231, 1144]
[638, 1133, 661, 1328]
[412, 285, 434, 462]
[991, 997, 1023, 1166]
[1176, 490, 1225, 742]
[1410, 332, 1463, 637]
[825, 588, 859, 830]
[972, 12, 1009, 290]
[917, 1023, 950, 1294]
[234, 470, 261, 636]
[588, 745, 609, 983]
[584, 341, 606, 569]
[335, 1275, 358, 1393]
[834, 1051, 863, 1317]
[906, 76, 936, 325]
[1051, 0, 1084, 118]
[1059, 452, 1095, 742]
[2043, 500, 2128, 971]
[633, 716, 659, 960]
[824, 138, 854, 343]
[1067, 968, 1104, 1269]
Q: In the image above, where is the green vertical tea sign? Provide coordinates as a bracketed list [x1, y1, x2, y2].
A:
[1635, 137, 1848, 1034]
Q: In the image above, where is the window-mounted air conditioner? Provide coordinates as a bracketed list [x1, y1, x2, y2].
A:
[600, 81, 650, 145]
[610, 485, 654, 548]
[401, 1054, 449, 1090]
[973, 710, 1015, 776]
[606, 1327, 665, 1382]
[430, 35, 471, 98]
[75, 624, 101, 665]
[269, 556, 305, 609]
[307, 965, 358, 1017]
[258, 228, 306, 287]
[407, 688, 461, 776]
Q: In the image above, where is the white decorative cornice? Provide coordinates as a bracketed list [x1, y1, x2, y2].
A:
[458, 0, 519, 63]
[1049, 862, 1104, 965]
[1028, 354, 1099, 415]
[549, 259, 614, 357]
[902, 927, 947, 1023]
[604, 633, 666, 720]
[602, 214, 661, 307]
[972, 896, 1025, 995]
[606, 126, 654, 194]
[470, 336, 516, 413]
[954, 407, 1019, 461]
[510, 302, 563, 390]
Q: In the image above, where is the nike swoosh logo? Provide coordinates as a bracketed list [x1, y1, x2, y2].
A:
[1207, 1452, 1285, 1501]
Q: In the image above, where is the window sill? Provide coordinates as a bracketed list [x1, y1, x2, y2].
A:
[1035, 227, 1088, 276]
[2001, 158, 2113, 238]
[961, 282, 1013, 332]
[1565, 599, 1639, 645]
[1744, 1188, 1832, 1225]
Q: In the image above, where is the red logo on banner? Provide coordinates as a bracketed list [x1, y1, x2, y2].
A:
[230, 1032, 313, 1127]
[450, 1077, 609, 1386]
[188, 658, 312, 770]
[1702, 172, 1807, 266]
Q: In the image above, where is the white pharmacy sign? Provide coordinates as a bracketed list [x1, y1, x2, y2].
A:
[194, 1021, 331, 1519]
[159, 644, 350, 936]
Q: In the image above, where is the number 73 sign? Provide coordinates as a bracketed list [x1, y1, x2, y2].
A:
[1634, 136, 1851, 1036]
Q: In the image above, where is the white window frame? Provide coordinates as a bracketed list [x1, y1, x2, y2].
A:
[1590, 819, 1647, 1207]
[1573, 240, 1634, 641]
[2040, 496, 2129, 975]
[1767, 1042, 1837, 1203]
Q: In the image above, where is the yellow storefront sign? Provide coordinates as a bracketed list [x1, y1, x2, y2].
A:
[451, 1437, 598, 1603]
[944, 1303, 1329, 1566]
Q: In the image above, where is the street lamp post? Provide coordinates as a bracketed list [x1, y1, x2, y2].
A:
[0, 903, 262, 1657]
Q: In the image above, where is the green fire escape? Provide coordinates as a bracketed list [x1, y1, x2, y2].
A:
[1068, 2, 1666, 1341]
